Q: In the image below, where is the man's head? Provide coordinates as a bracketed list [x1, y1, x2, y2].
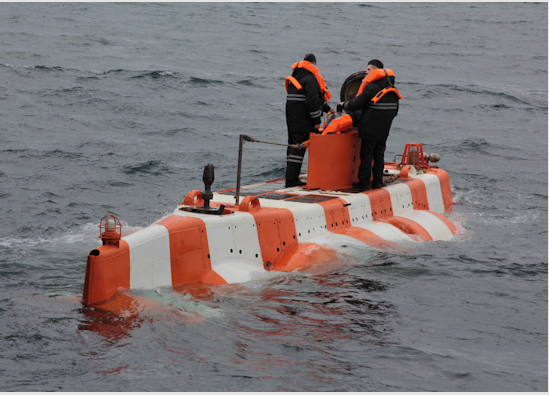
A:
[304, 53, 317, 65]
[366, 59, 384, 75]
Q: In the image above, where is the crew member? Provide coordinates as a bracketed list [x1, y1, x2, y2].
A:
[340, 59, 402, 191]
[285, 53, 333, 187]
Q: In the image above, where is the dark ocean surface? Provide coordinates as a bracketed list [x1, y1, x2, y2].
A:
[0, 2, 547, 392]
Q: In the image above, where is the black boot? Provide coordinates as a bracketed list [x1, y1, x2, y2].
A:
[285, 179, 306, 188]
[371, 182, 387, 189]
[352, 181, 370, 191]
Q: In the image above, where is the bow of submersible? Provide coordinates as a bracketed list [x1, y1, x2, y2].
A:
[83, 72, 457, 313]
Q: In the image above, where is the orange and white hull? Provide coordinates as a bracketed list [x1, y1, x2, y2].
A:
[83, 141, 456, 312]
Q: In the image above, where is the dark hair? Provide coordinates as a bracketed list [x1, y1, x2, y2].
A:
[304, 53, 317, 63]
[368, 59, 384, 68]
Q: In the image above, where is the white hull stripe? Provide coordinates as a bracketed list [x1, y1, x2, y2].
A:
[125, 224, 172, 290]
[415, 173, 445, 213]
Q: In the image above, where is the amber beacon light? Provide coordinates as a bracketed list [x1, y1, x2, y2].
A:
[99, 214, 122, 246]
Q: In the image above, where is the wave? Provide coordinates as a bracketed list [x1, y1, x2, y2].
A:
[0, 221, 145, 249]
[2, 64, 281, 100]
[463, 86, 547, 109]
[402, 81, 547, 109]
[40, 149, 86, 160]
[454, 137, 491, 151]
[0, 223, 98, 248]
[0, 148, 86, 161]
[236, 79, 259, 87]
[142, 127, 195, 137]
[189, 76, 224, 85]
[130, 70, 176, 79]
[101, 68, 125, 74]
[2, 64, 184, 82]
[0, 64, 66, 72]
[33, 65, 66, 71]
[132, 287, 225, 319]
[249, 164, 285, 181]
[0, 148, 33, 155]
[435, 137, 547, 163]
[122, 160, 174, 176]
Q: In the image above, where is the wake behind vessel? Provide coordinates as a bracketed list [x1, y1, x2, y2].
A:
[82, 72, 457, 313]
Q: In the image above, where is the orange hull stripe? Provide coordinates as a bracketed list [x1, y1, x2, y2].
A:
[247, 207, 298, 268]
[367, 188, 394, 220]
[319, 198, 352, 231]
[157, 215, 212, 286]
[381, 216, 433, 241]
[83, 240, 130, 306]
[201, 269, 229, 285]
[270, 243, 318, 272]
[406, 179, 430, 210]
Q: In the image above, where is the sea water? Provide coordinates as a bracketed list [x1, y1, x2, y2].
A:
[0, 2, 547, 391]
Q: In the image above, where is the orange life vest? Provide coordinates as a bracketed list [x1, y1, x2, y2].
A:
[285, 60, 332, 102]
[356, 68, 403, 102]
[322, 114, 354, 135]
